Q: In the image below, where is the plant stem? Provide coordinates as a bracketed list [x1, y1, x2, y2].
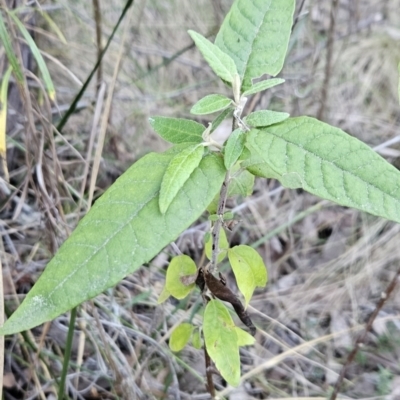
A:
[204, 343, 216, 398]
[329, 267, 400, 400]
[209, 171, 230, 274]
[58, 307, 78, 399]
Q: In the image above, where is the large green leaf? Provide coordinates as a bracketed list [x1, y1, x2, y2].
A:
[188, 30, 238, 84]
[247, 117, 400, 223]
[203, 299, 240, 386]
[215, 0, 295, 91]
[0, 149, 225, 335]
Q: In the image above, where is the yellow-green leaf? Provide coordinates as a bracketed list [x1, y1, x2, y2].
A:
[203, 300, 240, 386]
[165, 255, 197, 300]
[228, 245, 268, 307]
[170, 323, 194, 352]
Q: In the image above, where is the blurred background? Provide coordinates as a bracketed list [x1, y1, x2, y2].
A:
[2, 0, 400, 398]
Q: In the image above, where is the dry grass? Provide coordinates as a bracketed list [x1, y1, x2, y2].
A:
[2, 0, 400, 398]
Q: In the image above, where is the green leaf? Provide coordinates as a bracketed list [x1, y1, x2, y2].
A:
[157, 285, 171, 304]
[224, 128, 246, 169]
[0, 149, 225, 335]
[149, 116, 204, 144]
[9, 12, 56, 101]
[0, 12, 24, 84]
[228, 245, 267, 307]
[159, 144, 205, 214]
[165, 255, 197, 300]
[244, 110, 289, 128]
[211, 107, 234, 133]
[215, 0, 296, 90]
[192, 327, 202, 349]
[229, 166, 255, 197]
[235, 326, 256, 346]
[191, 94, 232, 116]
[240, 146, 280, 179]
[248, 117, 400, 223]
[203, 299, 240, 386]
[188, 30, 238, 84]
[205, 228, 229, 262]
[169, 323, 194, 352]
[242, 78, 285, 96]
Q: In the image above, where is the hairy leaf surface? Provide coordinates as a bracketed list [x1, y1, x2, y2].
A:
[248, 117, 400, 223]
[0, 149, 225, 335]
[191, 94, 232, 115]
[224, 128, 245, 169]
[215, 0, 295, 90]
[188, 30, 238, 84]
[242, 78, 285, 97]
[159, 144, 204, 214]
[245, 110, 289, 128]
[149, 117, 204, 144]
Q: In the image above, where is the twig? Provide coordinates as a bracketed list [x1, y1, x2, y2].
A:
[204, 344, 216, 398]
[329, 267, 400, 400]
[209, 172, 230, 274]
[317, 0, 340, 121]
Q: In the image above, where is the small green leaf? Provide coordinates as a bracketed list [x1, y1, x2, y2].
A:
[248, 117, 400, 224]
[242, 78, 285, 96]
[166, 255, 197, 300]
[244, 110, 289, 128]
[228, 245, 268, 307]
[191, 94, 232, 116]
[157, 285, 170, 304]
[188, 30, 238, 83]
[235, 326, 256, 346]
[205, 228, 229, 262]
[149, 116, 204, 144]
[215, 0, 296, 90]
[0, 150, 225, 335]
[203, 299, 240, 386]
[159, 144, 205, 214]
[192, 327, 202, 349]
[169, 323, 194, 352]
[224, 128, 246, 169]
